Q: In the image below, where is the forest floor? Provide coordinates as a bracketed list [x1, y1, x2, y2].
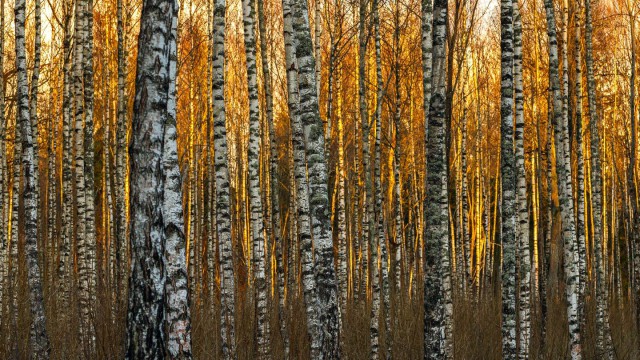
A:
[0, 281, 638, 359]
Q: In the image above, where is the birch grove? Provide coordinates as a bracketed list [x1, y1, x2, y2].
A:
[0, 0, 638, 358]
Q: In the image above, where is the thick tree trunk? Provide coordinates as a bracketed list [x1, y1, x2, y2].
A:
[125, 1, 175, 357]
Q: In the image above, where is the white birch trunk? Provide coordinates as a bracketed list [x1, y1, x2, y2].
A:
[290, 0, 342, 355]
[125, 1, 174, 356]
[543, 0, 582, 356]
[212, 0, 237, 356]
[15, 0, 50, 355]
[513, 2, 531, 357]
[499, 0, 517, 357]
[241, 0, 270, 354]
[585, 0, 613, 355]
[424, 0, 453, 357]
[164, 5, 193, 357]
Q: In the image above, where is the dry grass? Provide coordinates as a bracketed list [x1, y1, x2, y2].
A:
[0, 277, 638, 359]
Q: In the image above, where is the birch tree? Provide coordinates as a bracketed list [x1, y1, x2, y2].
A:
[499, 0, 517, 357]
[0, 0, 5, 323]
[115, 0, 128, 307]
[82, 0, 98, 324]
[513, 1, 531, 357]
[421, 0, 433, 292]
[573, 0, 587, 311]
[15, 0, 50, 356]
[28, 0, 41, 243]
[163, 4, 192, 356]
[240, 0, 270, 353]
[211, 0, 237, 355]
[542, 0, 582, 356]
[290, 0, 342, 355]
[71, 0, 93, 346]
[284, 5, 323, 357]
[424, 0, 453, 357]
[126, 0, 175, 357]
[585, 0, 613, 355]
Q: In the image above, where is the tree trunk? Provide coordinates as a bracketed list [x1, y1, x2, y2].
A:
[125, 1, 175, 357]
[543, 0, 582, 356]
[359, 0, 372, 303]
[240, 0, 270, 354]
[212, 0, 237, 355]
[499, 0, 517, 357]
[513, 1, 531, 357]
[290, 0, 342, 355]
[28, 0, 42, 266]
[15, 0, 51, 356]
[115, 0, 129, 316]
[585, 0, 613, 355]
[72, 0, 92, 347]
[163, 5, 193, 357]
[0, 0, 5, 325]
[58, 1, 74, 327]
[82, 0, 98, 338]
[573, 0, 587, 319]
[424, 0, 453, 357]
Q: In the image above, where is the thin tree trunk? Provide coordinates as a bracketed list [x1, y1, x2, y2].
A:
[370, 0, 382, 356]
[240, 0, 270, 354]
[163, 5, 193, 357]
[82, 0, 97, 352]
[573, 0, 587, 318]
[256, 1, 286, 354]
[72, 0, 92, 347]
[359, 0, 373, 303]
[393, 2, 403, 294]
[29, 0, 42, 266]
[543, 0, 582, 356]
[115, 0, 128, 316]
[585, 0, 613, 355]
[513, 1, 531, 357]
[424, 0, 453, 357]
[499, 0, 517, 357]
[58, 1, 73, 324]
[283, 0, 321, 356]
[212, 0, 237, 355]
[421, 0, 433, 297]
[15, 0, 50, 355]
[0, 0, 5, 324]
[336, 66, 348, 314]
